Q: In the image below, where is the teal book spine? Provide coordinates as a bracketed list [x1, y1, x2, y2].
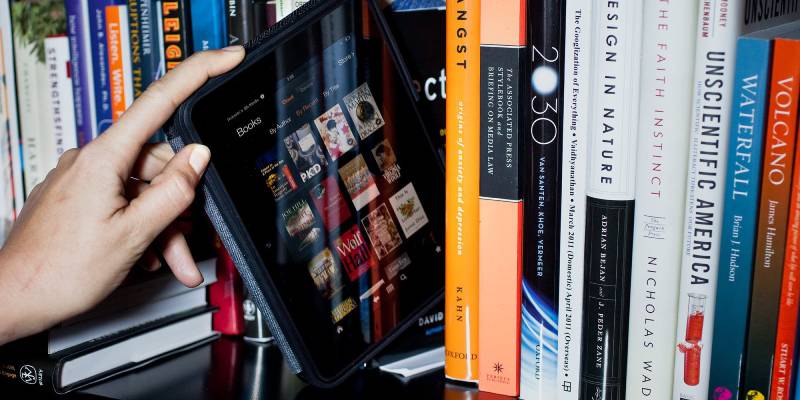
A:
[707, 35, 771, 400]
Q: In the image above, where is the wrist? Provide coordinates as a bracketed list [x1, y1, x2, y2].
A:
[0, 246, 55, 345]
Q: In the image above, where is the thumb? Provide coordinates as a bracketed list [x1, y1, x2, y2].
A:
[125, 144, 210, 243]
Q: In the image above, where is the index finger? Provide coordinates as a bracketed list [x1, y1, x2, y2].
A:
[93, 46, 245, 167]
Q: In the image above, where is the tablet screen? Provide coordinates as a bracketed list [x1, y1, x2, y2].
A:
[190, 1, 444, 378]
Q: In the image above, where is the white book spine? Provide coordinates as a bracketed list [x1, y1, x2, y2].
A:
[585, 0, 641, 201]
[0, 1, 24, 214]
[13, 37, 46, 195]
[556, 0, 592, 398]
[672, 2, 744, 399]
[44, 36, 78, 159]
[625, 1, 698, 399]
[117, 6, 134, 110]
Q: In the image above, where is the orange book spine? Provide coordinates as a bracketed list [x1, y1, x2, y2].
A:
[105, 5, 126, 122]
[770, 37, 800, 400]
[477, 0, 525, 395]
[445, 0, 480, 382]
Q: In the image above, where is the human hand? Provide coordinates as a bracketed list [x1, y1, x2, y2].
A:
[0, 46, 245, 345]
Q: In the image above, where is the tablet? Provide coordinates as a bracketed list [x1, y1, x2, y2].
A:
[166, 0, 444, 386]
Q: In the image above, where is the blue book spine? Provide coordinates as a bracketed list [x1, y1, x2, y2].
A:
[708, 36, 772, 400]
[65, 0, 96, 146]
[190, 0, 227, 52]
[137, 0, 161, 88]
[88, 0, 123, 136]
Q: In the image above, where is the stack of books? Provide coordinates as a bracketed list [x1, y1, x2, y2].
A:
[444, 1, 800, 400]
[0, 255, 220, 393]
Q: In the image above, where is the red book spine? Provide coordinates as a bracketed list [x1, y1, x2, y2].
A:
[210, 241, 245, 335]
[769, 37, 800, 400]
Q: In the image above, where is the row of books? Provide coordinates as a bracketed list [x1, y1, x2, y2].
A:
[0, 0, 312, 245]
[0, 0, 297, 393]
[0, 0, 451, 394]
[443, 1, 800, 400]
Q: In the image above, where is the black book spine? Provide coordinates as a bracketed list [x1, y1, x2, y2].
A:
[520, 0, 564, 394]
[0, 334, 59, 393]
[161, 0, 192, 71]
[127, 0, 144, 98]
[580, 197, 634, 399]
[252, 1, 270, 37]
[227, 0, 255, 45]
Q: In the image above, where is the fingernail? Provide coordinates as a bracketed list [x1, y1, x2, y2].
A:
[189, 145, 210, 175]
[182, 264, 204, 287]
[222, 45, 243, 52]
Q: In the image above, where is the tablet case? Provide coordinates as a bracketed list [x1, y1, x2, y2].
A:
[164, 0, 441, 387]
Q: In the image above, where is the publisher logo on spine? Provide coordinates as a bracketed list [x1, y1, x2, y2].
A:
[19, 365, 38, 385]
[484, 360, 510, 385]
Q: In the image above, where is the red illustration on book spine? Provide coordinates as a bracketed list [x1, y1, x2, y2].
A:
[678, 343, 702, 386]
[686, 312, 705, 343]
[678, 293, 707, 386]
[334, 225, 377, 281]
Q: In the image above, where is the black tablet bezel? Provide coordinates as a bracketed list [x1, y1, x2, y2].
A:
[169, 0, 444, 387]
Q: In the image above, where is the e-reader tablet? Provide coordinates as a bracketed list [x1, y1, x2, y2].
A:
[166, 0, 444, 387]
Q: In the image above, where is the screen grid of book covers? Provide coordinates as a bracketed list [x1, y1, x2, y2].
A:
[260, 81, 430, 329]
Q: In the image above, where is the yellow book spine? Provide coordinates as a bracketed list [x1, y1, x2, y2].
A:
[444, 0, 480, 383]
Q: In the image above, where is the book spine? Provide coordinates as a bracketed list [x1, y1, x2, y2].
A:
[556, 1, 592, 398]
[672, 2, 744, 399]
[106, 5, 128, 122]
[0, 27, 10, 242]
[743, 36, 800, 400]
[579, 1, 642, 399]
[624, 1, 697, 399]
[127, 0, 144, 98]
[226, 0, 254, 46]
[266, 1, 277, 28]
[44, 36, 79, 156]
[477, 0, 525, 395]
[13, 35, 45, 195]
[0, 353, 59, 393]
[118, 6, 133, 109]
[89, 0, 119, 135]
[773, 64, 800, 400]
[444, 0, 480, 383]
[211, 245, 246, 335]
[520, 0, 564, 398]
[65, 0, 97, 147]
[160, 0, 192, 71]
[252, 2, 269, 37]
[190, 0, 227, 52]
[137, 0, 161, 87]
[276, 0, 306, 21]
[708, 36, 772, 400]
[0, 3, 23, 214]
